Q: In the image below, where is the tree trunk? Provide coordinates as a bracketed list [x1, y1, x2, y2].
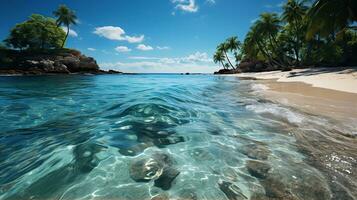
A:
[220, 61, 226, 69]
[62, 26, 69, 48]
[223, 51, 235, 70]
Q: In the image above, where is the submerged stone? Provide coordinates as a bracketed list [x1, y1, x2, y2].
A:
[154, 167, 180, 190]
[129, 158, 163, 182]
[73, 143, 106, 173]
[260, 176, 297, 199]
[241, 144, 271, 160]
[246, 160, 271, 179]
[156, 136, 185, 146]
[218, 180, 247, 200]
[129, 152, 180, 190]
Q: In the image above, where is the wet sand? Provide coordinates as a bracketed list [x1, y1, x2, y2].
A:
[260, 80, 357, 125]
[234, 67, 357, 124]
[233, 68, 357, 199]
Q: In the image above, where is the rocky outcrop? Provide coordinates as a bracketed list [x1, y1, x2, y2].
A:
[129, 152, 180, 190]
[0, 49, 122, 75]
[214, 68, 241, 74]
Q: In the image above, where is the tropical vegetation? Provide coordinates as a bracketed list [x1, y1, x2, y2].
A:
[53, 5, 77, 48]
[3, 5, 76, 51]
[214, 0, 357, 73]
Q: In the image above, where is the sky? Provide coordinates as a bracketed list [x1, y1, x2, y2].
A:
[0, 0, 284, 73]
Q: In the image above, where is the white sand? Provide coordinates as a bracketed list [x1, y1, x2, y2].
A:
[235, 68, 357, 94]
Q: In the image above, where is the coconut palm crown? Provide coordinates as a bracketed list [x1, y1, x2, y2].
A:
[53, 5, 77, 48]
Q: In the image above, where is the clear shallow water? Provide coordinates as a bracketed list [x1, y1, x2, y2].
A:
[0, 74, 356, 200]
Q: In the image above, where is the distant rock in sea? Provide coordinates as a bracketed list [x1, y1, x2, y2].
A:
[0, 49, 122, 75]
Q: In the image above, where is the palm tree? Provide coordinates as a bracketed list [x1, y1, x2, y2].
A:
[217, 43, 234, 69]
[282, 0, 308, 65]
[307, 0, 357, 39]
[53, 5, 77, 48]
[226, 36, 241, 53]
[225, 36, 241, 68]
[213, 50, 227, 69]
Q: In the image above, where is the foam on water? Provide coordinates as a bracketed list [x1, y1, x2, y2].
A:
[0, 74, 356, 200]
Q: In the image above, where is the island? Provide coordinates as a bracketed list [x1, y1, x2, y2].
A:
[0, 6, 121, 75]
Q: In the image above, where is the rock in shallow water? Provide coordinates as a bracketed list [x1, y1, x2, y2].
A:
[218, 180, 247, 200]
[246, 160, 271, 179]
[129, 152, 180, 190]
[129, 158, 163, 182]
[260, 176, 298, 200]
[241, 144, 271, 160]
[156, 136, 185, 146]
[154, 167, 180, 190]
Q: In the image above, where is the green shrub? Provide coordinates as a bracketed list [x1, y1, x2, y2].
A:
[4, 14, 65, 50]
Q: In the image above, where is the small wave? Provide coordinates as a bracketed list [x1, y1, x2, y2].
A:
[246, 103, 304, 124]
[251, 83, 269, 92]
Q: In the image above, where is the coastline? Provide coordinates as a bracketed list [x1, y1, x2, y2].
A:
[233, 68, 357, 124]
[234, 67, 357, 94]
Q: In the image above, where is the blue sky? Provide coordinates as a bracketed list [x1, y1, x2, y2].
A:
[0, 0, 284, 73]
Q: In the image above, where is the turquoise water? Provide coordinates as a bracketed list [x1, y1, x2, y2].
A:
[0, 74, 356, 200]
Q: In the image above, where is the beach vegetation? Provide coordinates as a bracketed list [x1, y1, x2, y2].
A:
[214, 0, 357, 73]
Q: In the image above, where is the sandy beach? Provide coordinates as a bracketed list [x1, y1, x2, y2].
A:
[234, 68, 357, 124]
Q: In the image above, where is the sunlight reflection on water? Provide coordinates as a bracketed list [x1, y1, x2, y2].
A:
[0, 74, 356, 200]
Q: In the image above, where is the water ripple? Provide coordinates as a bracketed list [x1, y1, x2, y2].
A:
[0, 74, 356, 200]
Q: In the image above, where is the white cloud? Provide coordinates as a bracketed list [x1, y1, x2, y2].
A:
[172, 0, 198, 13]
[157, 46, 171, 50]
[115, 46, 131, 52]
[125, 35, 145, 43]
[99, 51, 217, 73]
[129, 56, 161, 60]
[137, 44, 154, 51]
[93, 26, 144, 43]
[61, 27, 78, 37]
[87, 48, 96, 51]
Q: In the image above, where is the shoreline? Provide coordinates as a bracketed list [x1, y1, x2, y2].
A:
[232, 67, 357, 127]
[234, 67, 357, 94]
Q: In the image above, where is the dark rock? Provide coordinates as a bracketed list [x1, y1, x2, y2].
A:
[241, 144, 271, 160]
[129, 152, 179, 190]
[156, 136, 185, 146]
[214, 68, 241, 74]
[291, 174, 331, 200]
[73, 143, 106, 173]
[218, 180, 247, 200]
[152, 152, 175, 166]
[107, 69, 122, 74]
[154, 167, 180, 190]
[260, 176, 297, 199]
[246, 160, 271, 179]
[129, 157, 163, 182]
[0, 49, 103, 75]
[238, 59, 270, 72]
